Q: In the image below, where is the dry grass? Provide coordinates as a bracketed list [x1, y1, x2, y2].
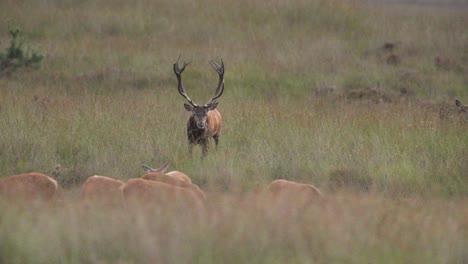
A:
[0, 191, 466, 263]
[0, 0, 467, 262]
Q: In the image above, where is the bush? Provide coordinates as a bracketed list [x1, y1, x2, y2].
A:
[0, 26, 44, 72]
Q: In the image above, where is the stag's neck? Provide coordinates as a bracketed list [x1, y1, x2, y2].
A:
[187, 116, 208, 143]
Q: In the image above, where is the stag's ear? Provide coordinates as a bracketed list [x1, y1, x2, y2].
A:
[455, 100, 462, 108]
[184, 103, 193, 111]
[142, 164, 153, 173]
[207, 101, 219, 111]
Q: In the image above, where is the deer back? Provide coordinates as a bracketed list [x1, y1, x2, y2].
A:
[0, 173, 58, 204]
[122, 178, 205, 211]
[165, 171, 192, 184]
[80, 175, 125, 206]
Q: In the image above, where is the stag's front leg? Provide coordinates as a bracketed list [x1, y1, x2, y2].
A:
[201, 139, 209, 158]
[188, 141, 194, 157]
[213, 134, 219, 150]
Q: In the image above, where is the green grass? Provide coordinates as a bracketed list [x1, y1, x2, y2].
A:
[0, 0, 467, 263]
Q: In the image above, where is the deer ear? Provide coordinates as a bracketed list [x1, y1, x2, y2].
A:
[184, 103, 193, 111]
[155, 162, 170, 173]
[208, 101, 219, 110]
[455, 100, 462, 108]
[142, 164, 153, 173]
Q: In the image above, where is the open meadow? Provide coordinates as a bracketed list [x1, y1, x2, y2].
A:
[0, 0, 467, 263]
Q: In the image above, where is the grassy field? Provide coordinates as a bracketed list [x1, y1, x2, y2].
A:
[0, 0, 467, 263]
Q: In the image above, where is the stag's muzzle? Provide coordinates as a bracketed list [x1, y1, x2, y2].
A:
[196, 122, 206, 129]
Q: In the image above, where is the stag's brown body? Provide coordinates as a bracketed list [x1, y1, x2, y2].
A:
[187, 109, 222, 155]
[80, 175, 125, 206]
[0, 173, 58, 204]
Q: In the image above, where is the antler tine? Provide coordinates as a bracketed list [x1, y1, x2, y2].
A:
[209, 59, 224, 75]
[210, 83, 224, 104]
[206, 59, 225, 105]
[174, 54, 192, 75]
[174, 55, 195, 106]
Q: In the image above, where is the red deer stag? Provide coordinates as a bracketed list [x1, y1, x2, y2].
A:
[0, 172, 59, 205]
[174, 56, 224, 158]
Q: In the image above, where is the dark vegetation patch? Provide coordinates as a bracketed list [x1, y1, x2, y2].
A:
[0, 26, 43, 75]
[434, 55, 464, 73]
[325, 168, 373, 193]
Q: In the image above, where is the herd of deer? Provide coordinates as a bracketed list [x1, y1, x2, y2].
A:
[0, 56, 322, 210]
[0, 163, 322, 212]
[1, 56, 466, 210]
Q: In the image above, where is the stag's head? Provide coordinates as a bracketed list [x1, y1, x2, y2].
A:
[174, 56, 225, 129]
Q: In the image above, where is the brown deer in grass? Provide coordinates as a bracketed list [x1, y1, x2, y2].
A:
[142, 164, 192, 184]
[174, 56, 224, 158]
[121, 178, 206, 213]
[80, 163, 170, 206]
[80, 175, 125, 207]
[440, 99, 468, 122]
[263, 179, 322, 213]
[0, 173, 59, 205]
[141, 164, 205, 201]
[266, 179, 322, 199]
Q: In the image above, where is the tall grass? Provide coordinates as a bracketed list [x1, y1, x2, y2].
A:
[0, 194, 466, 263]
[0, 90, 465, 196]
[0, 0, 467, 262]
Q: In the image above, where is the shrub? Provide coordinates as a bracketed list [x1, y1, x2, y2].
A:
[0, 26, 44, 72]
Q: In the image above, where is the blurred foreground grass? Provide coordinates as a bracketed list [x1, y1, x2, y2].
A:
[1, 192, 467, 264]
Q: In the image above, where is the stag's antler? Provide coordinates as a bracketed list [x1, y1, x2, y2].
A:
[174, 55, 195, 106]
[206, 59, 225, 106]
